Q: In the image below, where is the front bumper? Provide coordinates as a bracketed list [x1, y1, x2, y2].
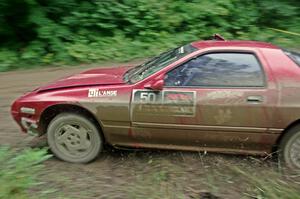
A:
[11, 100, 40, 136]
[20, 117, 39, 136]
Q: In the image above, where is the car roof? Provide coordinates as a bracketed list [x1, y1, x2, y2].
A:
[191, 40, 280, 50]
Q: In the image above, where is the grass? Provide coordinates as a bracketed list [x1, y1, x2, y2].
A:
[232, 166, 300, 199]
[0, 146, 52, 199]
[2, 146, 298, 199]
[102, 151, 300, 199]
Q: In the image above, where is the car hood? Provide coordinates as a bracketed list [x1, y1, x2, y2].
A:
[38, 66, 132, 91]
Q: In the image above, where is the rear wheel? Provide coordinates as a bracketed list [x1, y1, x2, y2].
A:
[47, 113, 103, 163]
[279, 125, 300, 172]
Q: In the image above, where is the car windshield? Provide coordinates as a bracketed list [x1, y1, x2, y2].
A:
[124, 44, 198, 83]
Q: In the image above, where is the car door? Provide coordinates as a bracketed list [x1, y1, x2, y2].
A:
[163, 51, 279, 152]
[130, 87, 197, 148]
[131, 50, 279, 152]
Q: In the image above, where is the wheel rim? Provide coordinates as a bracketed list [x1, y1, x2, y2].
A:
[54, 122, 94, 158]
[289, 135, 300, 169]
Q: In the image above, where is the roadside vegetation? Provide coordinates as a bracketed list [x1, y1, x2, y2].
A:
[111, 153, 300, 199]
[0, 147, 52, 199]
[232, 167, 300, 199]
[0, 0, 299, 71]
[0, 146, 299, 198]
[27, 149, 298, 199]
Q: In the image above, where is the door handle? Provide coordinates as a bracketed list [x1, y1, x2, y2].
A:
[247, 96, 263, 103]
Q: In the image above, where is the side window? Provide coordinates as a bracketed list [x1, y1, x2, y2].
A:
[284, 50, 300, 67]
[165, 52, 265, 87]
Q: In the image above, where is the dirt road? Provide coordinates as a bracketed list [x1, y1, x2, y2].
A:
[0, 65, 297, 199]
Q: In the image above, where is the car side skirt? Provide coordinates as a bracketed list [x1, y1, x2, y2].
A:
[103, 122, 282, 156]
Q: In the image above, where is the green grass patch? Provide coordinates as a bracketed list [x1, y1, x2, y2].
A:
[0, 147, 52, 199]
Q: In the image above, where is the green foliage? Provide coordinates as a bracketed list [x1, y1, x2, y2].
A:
[0, 0, 299, 71]
[0, 147, 51, 199]
[0, 49, 18, 71]
[233, 166, 300, 199]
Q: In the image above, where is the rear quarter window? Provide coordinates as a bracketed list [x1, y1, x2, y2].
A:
[284, 50, 300, 67]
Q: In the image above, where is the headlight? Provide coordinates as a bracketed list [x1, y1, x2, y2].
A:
[20, 107, 35, 115]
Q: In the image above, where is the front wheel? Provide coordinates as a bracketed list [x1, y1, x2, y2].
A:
[47, 113, 103, 163]
[279, 125, 300, 172]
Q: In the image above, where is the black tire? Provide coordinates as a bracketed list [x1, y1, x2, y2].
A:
[279, 125, 300, 172]
[47, 113, 103, 163]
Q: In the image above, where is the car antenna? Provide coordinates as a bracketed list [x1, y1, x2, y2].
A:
[212, 34, 226, 41]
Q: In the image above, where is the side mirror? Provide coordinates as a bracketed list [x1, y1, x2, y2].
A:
[144, 79, 164, 90]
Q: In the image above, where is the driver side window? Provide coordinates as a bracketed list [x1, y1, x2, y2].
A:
[164, 52, 265, 87]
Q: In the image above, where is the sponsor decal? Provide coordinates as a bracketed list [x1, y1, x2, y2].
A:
[132, 90, 196, 116]
[163, 91, 194, 104]
[214, 109, 232, 125]
[88, 89, 117, 98]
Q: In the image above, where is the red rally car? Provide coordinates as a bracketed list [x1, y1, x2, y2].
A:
[11, 35, 300, 171]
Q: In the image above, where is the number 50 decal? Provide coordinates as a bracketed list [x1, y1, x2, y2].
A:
[140, 92, 157, 103]
[132, 90, 162, 104]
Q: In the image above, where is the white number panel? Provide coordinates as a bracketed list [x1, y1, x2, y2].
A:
[132, 90, 196, 117]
